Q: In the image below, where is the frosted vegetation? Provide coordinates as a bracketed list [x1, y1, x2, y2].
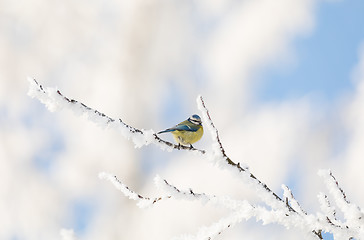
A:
[28, 78, 364, 240]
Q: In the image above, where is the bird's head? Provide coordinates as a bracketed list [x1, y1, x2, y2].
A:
[188, 114, 202, 125]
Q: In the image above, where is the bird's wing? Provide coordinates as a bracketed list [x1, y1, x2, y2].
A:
[173, 124, 198, 132]
[158, 121, 199, 134]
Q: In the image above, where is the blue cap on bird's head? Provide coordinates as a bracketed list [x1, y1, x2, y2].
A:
[189, 114, 202, 125]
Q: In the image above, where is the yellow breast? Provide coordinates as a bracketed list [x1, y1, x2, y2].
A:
[171, 127, 203, 145]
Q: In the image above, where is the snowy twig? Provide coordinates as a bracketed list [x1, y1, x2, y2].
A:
[100, 171, 249, 212]
[282, 185, 307, 215]
[102, 172, 264, 240]
[101, 171, 329, 240]
[154, 175, 252, 211]
[318, 170, 364, 229]
[197, 96, 293, 210]
[197, 96, 327, 239]
[100, 172, 245, 239]
[27, 78, 205, 154]
[316, 192, 351, 238]
[99, 172, 171, 208]
[317, 193, 339, 226]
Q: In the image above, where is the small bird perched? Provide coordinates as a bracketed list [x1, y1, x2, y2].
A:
[158, 114, 203, 148]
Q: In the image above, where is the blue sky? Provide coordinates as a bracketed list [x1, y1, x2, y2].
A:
[258, 0, 364, 102]
[257, 2, 364, 239]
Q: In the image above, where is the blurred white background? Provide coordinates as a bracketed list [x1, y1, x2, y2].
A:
[1, 0, 364, 239]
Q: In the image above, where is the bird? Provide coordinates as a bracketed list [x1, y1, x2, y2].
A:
[158, 114, 203, 148]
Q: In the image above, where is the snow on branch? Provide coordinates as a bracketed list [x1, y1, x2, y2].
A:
[100, 172, 249, 212]
[316, 192, 345, 234]
[196, 95, 364, 238]
[101, 171, 358, 240]
[154, 175, 251, 211]
[28, 79, 364, 239]
[99, 172, 171, 208]
[27, 77, 205, 154]
[197, 96, 293, 211]
[318, 170, 364, 231]
[99, 172, 286, 240]
[282, 184, 307, 216]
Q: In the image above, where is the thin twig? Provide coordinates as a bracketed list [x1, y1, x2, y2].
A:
[198, 96, 293, 210]
[99, 172, 171, 207]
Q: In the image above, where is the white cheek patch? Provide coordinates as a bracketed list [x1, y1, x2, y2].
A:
[189, 119, 201, 125]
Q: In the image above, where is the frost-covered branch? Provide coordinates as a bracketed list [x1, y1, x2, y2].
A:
[282, 185, 307, 216]
[100, 172, 248, 212]
[99, 172, 171, 208]
[28, 79, 364, 239]
[197, 95, 328, 239]
[27, 78, 205, 154]
[318, 169, 364, 237]
[101, 170, 363, 240]
[317, 192, 345, 232]
[197, 96, 294, 211]
[99, 172, 289, 240]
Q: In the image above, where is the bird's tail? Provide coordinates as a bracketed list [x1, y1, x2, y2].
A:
[157, 128, 175, 134]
